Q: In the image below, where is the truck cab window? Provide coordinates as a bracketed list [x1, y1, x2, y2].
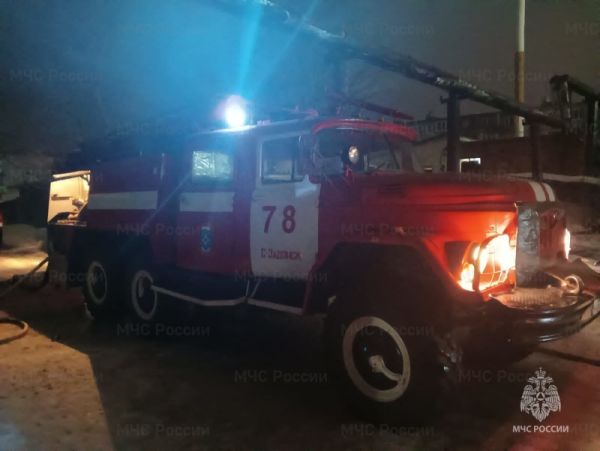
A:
[315, 129, 418, 175]
[192, 149, 233, 182]
[262, 136, 305, 184]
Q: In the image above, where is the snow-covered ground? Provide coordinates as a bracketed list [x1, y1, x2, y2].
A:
[0, 225, 48, 282]
[1, 224, 46, 251]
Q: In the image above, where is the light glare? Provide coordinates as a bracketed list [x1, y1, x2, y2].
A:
[564, 229, 571, 260]
[225, 104, 247, 128]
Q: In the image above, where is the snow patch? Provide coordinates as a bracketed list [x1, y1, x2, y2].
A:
[571, 233, 600, 273]
[1, 224, 46, 253]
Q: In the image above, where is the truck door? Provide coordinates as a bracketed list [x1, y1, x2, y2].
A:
[250, 133, 320, 279]
[175, 134, 239, 274]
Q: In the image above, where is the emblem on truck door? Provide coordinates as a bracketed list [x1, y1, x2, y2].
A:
[200, 226, 213, 253]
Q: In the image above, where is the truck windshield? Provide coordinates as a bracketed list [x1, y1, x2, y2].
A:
[314, 128, 419, 175]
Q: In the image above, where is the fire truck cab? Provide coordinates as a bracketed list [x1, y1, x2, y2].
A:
[49, 116, 600, 420]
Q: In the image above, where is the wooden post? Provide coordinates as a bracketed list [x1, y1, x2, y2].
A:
[514, 0, 526, 137]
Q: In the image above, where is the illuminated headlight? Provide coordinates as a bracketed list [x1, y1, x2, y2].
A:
[564, 228, 571, 260]
[482, 234, 513, 272]
[459, 263, 476, 290]
[458, 234, 515, 291]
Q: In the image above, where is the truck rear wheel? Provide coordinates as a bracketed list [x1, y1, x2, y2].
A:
[327, 281, 443, 424]
[82, 252, 122, 319]
[125, 256, 165, 324]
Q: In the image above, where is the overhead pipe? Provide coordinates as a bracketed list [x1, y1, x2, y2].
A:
[212, 0, 566, 129]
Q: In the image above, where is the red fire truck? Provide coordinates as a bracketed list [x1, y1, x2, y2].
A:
[48, 116, 600, 420]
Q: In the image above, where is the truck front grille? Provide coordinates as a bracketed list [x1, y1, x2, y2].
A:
[516, 203, 567, 287]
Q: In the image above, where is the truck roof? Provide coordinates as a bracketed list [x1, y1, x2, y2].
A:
[192, 117, 416, 141]
[57, 117, 416, 172]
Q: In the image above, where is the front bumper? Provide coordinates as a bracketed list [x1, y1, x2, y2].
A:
[480, 288, 600, 344]
[455, 259, 600, 346]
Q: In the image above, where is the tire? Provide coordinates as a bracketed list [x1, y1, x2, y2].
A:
[82, 251, 123, 319]
[326, 279, 443, 424]
[124, 255, 165, 324]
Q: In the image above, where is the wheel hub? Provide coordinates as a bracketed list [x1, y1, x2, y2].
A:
[342, 316, 411, 403]
[368, 355, 403, 382]
[87, 261, 107, 305]
[131, 270, 157, 320]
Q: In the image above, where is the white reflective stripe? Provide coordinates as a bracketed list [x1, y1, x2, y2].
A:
[152, 286, 245, 306]
[508, 172, 600, 186]
[247, 298, 303, 315]
[527, 181, 546, 201]
[179, 192, 234, 213]
[88, 191, 158, 210]
[542, 182, 556, 201]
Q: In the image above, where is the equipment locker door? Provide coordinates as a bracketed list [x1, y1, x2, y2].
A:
[175, 134, 239, 273]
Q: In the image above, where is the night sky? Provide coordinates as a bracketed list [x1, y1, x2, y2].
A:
[1, 0, 598, 154]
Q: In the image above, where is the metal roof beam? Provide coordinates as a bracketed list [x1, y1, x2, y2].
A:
[213, 0, 566, 129]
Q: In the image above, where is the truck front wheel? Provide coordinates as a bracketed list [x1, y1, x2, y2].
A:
[327, 282, 443, 423]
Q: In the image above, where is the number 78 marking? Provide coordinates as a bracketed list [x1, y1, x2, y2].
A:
[262, 205, 296, 234]
[262, 205, 277, 233]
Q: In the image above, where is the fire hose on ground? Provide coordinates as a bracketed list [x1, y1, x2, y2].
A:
[0, 256, 49, 345]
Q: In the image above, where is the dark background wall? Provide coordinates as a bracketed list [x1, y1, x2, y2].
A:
[461, 134, 586, 175]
